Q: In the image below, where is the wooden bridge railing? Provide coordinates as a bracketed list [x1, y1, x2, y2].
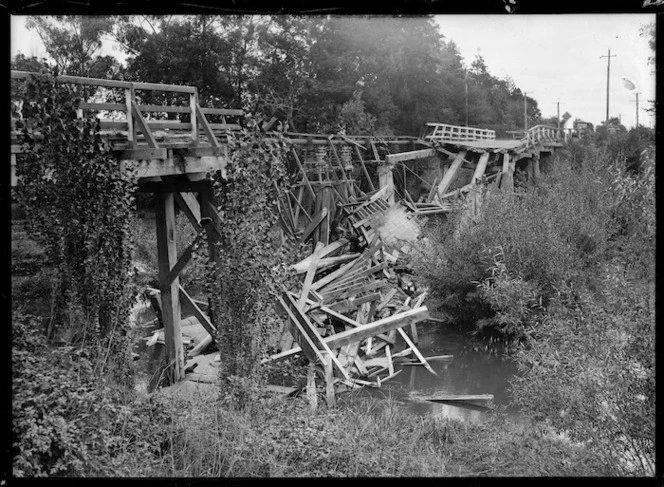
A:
[520, 125, 562, 148]
[423, 123, 496, 143]
[11, 70, 244, 150]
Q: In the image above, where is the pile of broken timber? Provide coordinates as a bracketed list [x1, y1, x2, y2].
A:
[265, 190, 439, 402]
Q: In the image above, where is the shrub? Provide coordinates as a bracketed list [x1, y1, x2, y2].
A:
[510, 271, 655, 476]
[12, 311, 174, 477]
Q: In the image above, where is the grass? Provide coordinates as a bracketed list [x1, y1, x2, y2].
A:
[143, 389, 609, 477]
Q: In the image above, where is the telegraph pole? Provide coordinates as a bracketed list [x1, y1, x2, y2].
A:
[600, 49, 617, 127]
[555, 99, 562, 129]
[631, 92, 640, 127]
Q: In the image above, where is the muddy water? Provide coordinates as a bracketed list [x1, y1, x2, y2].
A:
[363, 322, 520, 423]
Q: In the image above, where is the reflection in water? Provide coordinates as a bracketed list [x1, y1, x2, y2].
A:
[382, 325, 520, 423]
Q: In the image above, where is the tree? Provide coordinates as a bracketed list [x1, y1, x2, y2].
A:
[251, 16, 319, 131]
[26, 16, 121, 78]
[119, 16, 236, 107]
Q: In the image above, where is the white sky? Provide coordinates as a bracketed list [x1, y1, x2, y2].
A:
[11, 14, 656, 129]
[436, 14, 656, 129]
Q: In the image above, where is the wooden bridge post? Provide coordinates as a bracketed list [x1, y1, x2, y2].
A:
[377, 162, 395, 205]
[125, 86, 136, 149]
[526, 158, 535, 182]
[501, 153, 514, 191]
[532, 155, 541, 181]
[155, 189, 185, 384]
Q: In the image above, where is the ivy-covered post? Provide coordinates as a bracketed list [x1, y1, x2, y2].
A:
[155, 189, 185, 384]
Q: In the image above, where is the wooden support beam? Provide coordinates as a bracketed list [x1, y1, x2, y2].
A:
[385, 148, 437, 164]
[354, 144, 376, 192]
[163, 236, 198, 288]
[436, 149, 467, 199]
[470, 152, 490, 185]
[377, 163, 395, 205]
[178, 285, 217, 338]
[195, 103, 220, 148]
[130, 98, 159, 148]
[532, 155, 541, 180]
[292, 148, 316, 200]
[190, 92, 199, 146]
[501, 153, 514, 191]
[155, 190, 185, 384]
[174, 192, 202, 230]
[298, 207, 328, 245]
[125, 87, 136, 148]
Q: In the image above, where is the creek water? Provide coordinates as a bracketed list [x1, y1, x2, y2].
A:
[131, 299, 520, 423]
[358, 321, 521, 423]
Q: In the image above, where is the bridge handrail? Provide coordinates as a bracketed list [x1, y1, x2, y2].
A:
[423, 122, 496, 142]
[520, 124, 563, 148]
[11, 70, 243, 148]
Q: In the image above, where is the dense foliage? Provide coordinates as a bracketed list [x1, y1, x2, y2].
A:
[13, 75, 137, 380]
[411, 131, 655, 475]
[203, 116, 300, 406]
[20, 15, 542, 136]
[12, 312, 174, 477]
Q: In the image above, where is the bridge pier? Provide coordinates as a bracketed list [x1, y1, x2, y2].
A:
[155, 189, 185, 384]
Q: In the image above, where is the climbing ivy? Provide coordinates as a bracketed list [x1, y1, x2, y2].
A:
[203, 115, 301, 407]
[14, 74, 137, 383]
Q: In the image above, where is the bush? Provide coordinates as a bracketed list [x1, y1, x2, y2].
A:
[412, 152, 610, 331]
[510, 271, 655, 476]
[12, 311, 173, 477]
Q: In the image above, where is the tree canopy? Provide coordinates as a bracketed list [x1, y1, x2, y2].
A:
[20, 14, 544, 137]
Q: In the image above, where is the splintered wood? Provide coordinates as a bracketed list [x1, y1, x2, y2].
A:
[267, 187, 437, 402]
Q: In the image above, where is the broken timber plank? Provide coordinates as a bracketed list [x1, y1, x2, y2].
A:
[298, 207, 328, 245]
[279, 293, 350, 380]
[384, 148, 437, 164]
[324, 307, 428, 350]
[414, 393, 494, 403]
[397, 327, 438, 377]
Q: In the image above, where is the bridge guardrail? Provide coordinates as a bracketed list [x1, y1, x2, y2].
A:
[11, 70, 243, 150]
[423, 123, 496, 142]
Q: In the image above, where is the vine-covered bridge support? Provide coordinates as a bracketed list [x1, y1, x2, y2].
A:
[10, 71, 564, 386]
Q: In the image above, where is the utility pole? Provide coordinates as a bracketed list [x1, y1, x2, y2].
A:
[555, 99, 563, 129]
[631, 92, 640, 127]
[600, 49, 617, 128]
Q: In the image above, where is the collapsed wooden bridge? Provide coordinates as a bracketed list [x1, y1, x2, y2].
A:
[10, 71, 564, 395]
